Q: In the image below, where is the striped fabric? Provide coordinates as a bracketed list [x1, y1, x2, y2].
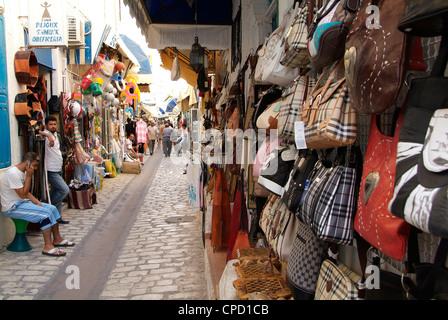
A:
[300, 162, 357, 245]
[3, 200, 60, 231]
[302, 79, 357, 149]
[68, 186, 97, 210]
[278, 76, 316, 142]
[315, 259, 361, 300]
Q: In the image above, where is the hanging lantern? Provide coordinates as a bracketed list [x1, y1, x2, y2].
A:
[190, 36, 206, 73]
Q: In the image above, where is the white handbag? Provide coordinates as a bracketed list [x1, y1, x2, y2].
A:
[261, 8, 300, 87]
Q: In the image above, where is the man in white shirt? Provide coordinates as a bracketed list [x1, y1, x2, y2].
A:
[39, 116, 70, 224]
[125, 133, 139, 161]
[0, 152, 75, 256]
[147, 121, 159, 156]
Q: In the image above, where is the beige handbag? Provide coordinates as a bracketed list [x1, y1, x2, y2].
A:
[300, 64, 357, 149]
[272, 210, 300, 263]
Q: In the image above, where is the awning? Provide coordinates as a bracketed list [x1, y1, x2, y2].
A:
[34, 49, 55, 71]
[124, 0, 233, 50]
[118, 34, 152, 74]
[159, 49, 198, 87]
[147, 24, 231, 50]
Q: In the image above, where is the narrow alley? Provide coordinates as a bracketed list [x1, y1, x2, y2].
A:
[0, 146, 208, 300]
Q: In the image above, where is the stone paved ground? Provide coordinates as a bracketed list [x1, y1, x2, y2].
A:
[0, 148, 208, 300]
[100, 155, 207, 300]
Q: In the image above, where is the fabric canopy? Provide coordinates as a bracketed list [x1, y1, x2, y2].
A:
[147, 24, 231, 50]
[159, 49, 198, 87]
[118, 34, 152, 74]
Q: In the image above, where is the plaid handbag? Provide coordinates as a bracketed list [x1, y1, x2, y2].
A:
[314, 259, 361, 300]
[281, 1, 315, 68]
[301, 66, 357, 149]
[300, 160, 357, 245]
[278, 75, 316, 142]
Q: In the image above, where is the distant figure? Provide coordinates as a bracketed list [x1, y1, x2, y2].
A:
[162, 123, 174, 157]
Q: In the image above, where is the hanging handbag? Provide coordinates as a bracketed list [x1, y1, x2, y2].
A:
[253, 136, 281, 178]
[300, 64, 357, 149]
[280, 0, 315, 68]
[229, 170, 252, 261]
[286, 218, 330, 300]
[282, 149, 319, 214]
[259, 194, 281, 240]
[273, 210, 300, 263]
[398, 0, 448, 37]
[307, 0, 359, 71]
[388, 35, 448, 239]
[253, 44, 271, 85]
[314, 257, 362, 300]
[410, 238, 448, 300]
[261, 8, 300, 87]
[299, 148, 358, 245]
[277, 75, 315, 142]
[211, 167, 232, 248]
[258, 146, 297, 196]
[344, 0, 410, 115]
[171, 54, 181, 81]
[355, 110, 411, 261]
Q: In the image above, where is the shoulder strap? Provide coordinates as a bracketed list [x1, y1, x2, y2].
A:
[431, 33, 448, 77]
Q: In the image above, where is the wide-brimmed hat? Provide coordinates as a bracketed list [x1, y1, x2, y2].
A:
[14, 50, 39, 87]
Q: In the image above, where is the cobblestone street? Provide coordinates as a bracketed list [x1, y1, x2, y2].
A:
[0, 148, 208, 300]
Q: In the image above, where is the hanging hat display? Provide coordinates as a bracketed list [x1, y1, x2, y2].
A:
[14, 50, 39, 87]
[14, 89, 42, 126]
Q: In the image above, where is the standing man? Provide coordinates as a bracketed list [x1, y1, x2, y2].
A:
[147, 121, 159, 156]
[39, 116, 70, 224]
[162, 122, 175, 157]
[0, 152, 75, 256]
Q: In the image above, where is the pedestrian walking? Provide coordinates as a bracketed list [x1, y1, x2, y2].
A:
[162, 122, 174, 157]
[147, 121, 159, 156]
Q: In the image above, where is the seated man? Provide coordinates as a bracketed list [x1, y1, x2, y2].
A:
[0, 152, 75, 257]
[125, 133, 139, 162]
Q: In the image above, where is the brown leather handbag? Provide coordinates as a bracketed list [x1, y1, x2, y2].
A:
[344, 0, 411, 115]
[211, 167, 232, 248]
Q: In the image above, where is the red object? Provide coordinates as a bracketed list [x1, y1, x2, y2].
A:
[354, 112, 411, 261]
[211, 168, 231, 248]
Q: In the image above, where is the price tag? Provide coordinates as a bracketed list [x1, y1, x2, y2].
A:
[295, 121, 308, 150]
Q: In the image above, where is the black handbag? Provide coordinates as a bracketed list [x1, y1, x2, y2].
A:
[281, 150, 318, 214]
[398, 0, 448, 37]
[409, 238, 448, 300]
